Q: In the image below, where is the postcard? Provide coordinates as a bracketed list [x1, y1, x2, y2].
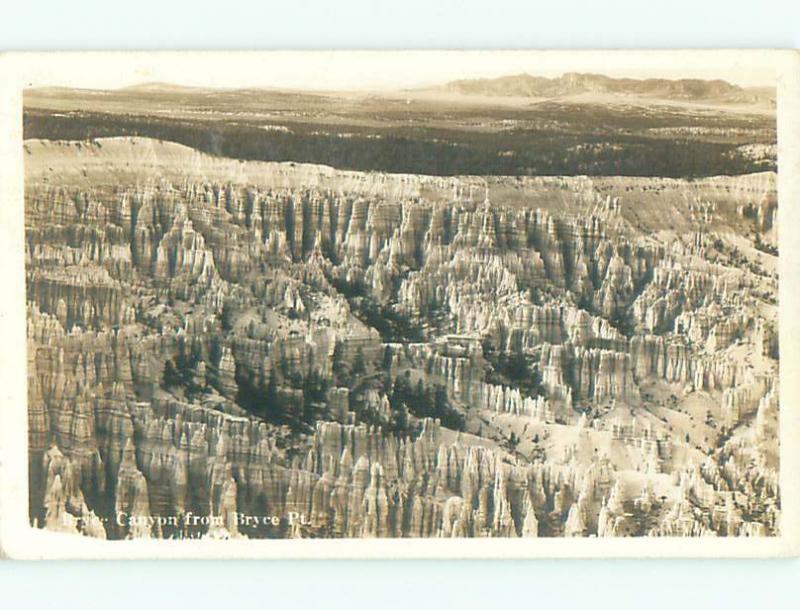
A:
[1, 50, 798, 558]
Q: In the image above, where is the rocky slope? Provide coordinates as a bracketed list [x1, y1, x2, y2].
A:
[25, 137, 780, 539]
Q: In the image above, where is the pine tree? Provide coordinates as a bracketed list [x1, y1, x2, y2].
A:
[353, 346, 367, 377]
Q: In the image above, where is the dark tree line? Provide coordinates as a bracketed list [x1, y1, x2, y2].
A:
[327, 275, 424, 344]
[24, 109, 774, 178]
[162, 339, 205, 398]
[235, 364, 331, 431]
[389, 371, 465, 432]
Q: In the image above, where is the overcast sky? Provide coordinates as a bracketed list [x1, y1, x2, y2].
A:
[15, 50, 779, 91]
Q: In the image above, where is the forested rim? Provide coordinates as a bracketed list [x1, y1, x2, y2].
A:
[23, 110, 776, 178]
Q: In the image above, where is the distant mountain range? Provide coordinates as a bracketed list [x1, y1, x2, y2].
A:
[28, 72, 776, 109]
[433, 72, 774, 105]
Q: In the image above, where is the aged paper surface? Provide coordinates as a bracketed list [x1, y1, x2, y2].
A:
[1, 50, 798, 558]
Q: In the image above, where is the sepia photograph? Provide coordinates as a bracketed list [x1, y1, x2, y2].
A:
[1, 50, 799, 559]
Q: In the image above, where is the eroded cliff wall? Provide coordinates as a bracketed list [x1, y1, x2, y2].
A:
[25, 138, 780, 539]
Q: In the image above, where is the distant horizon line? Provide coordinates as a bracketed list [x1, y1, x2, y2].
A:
[25, 70, 776, 96]
[13, 51, 781, 91]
